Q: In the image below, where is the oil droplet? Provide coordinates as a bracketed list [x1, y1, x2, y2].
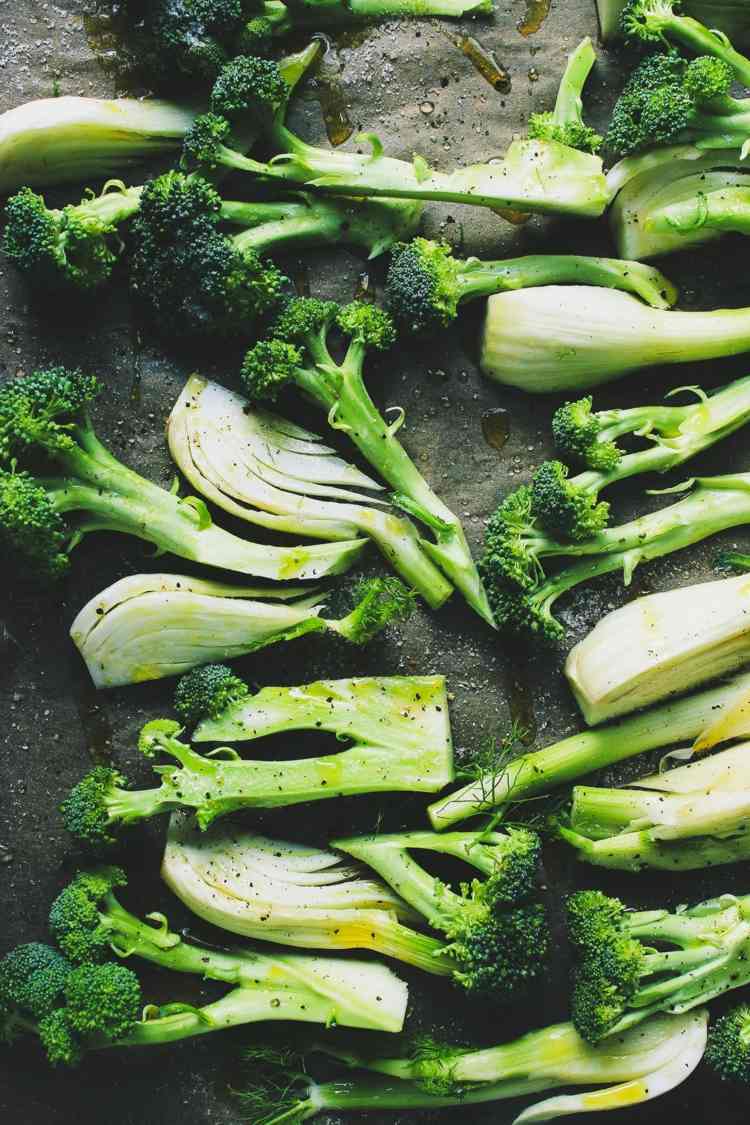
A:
[420, 101, 435, 115]
[481, 407, 511, 452]
[517, 0, 551, 37]
[353, 271, 375, 302]
[456, 36, 511, 93]
[492, 207, 532, 225]
[310, 35, 354, 148]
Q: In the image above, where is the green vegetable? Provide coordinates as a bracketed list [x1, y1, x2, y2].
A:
[334, 829, 547, 998]
[427, 667, 750, 829]
[168, 376, 452, 607]
[61, 676, 454, 845]
[607, 145, 750, 260]
[706, 1004, 750, 1083]
[567, 887, 750, 1043]
[480, 286, 750, 392]
[71, 574, 417, 688]
[559, 741, 750, 871]
[596, 0, 750, 45]
[186, 41, 609, 220]
[621, 0, 750, 86]
[0, 367, 362, 582]
[241, 298, 492, 624]
[384, 236, 676, 334]
[234, 1010, 708, 1123]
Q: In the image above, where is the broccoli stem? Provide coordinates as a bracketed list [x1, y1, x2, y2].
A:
[452, 254, 677, 310]
[640, 11, 750, 86]
[41, 424, 363, 581]
[551, 37, 596, 130]
[560, 824, 750, 871]
[288, 335, 493, 624]
[649, 187, 750, 236]
[428, 668, 750, 828]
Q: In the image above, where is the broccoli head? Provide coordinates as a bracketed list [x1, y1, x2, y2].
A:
[706, 1005, 750, 1084]
[336, 301, 397, 352]
[138, 0, 253, 82]
[443, 899, 549, 999]
[240, 338, 303, 403]
[530, 460, 610, 541]
[181, 111, 233, 170]
[174, 663, 250, 726]
[37, 1008, 82, 1067]
[385, 239, 464, 333]
[0, 943, 73, 1021]
[0, 366, 100, 462]
[59, 766, 130, 848]
[209, 54, 288, 121]
[334, 577, 418, 644]
[551, 397, 622, 472]
[0, 468, 69, 580]
[527, 112, 602, 154]
[480, 485, 541, 593]
[63, 961, 141, 1042]
[48, 867, 128, 964]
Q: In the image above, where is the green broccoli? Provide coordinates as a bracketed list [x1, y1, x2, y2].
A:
[174, 663, 250, 726]
[621, 0, 750, 88]
[567, 888, 750, 1043]
[384, 237, 676, 334]
[241, 297, 493, 625]
[0, 366, 363, 583]
[706, 1005, 750, 1083]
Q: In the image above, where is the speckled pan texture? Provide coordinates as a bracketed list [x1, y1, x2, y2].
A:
[2, 1, 750, 1122]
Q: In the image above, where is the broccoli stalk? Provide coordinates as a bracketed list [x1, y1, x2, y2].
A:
[480, 286, 750, 392]
[621, 0, 750, 87]
[168, 376, 452, 608]
[706, 1004, 750, 1083]
[333, 829, 547, 998]
[567, 888, 750, 1043]
[162, 819, 458, 975]
[235, 1010, 708, 1123]
[481, 471, 750, 642]
[558, 741, 750, 872]
[192, 42, 609, 220]
[0, 368, 363, 582]
[61, 675, 455, 844]
[46, 868, 408, 1036]
[529, 378, 750, 540]
[427, 667, 750, 829]
[241, 298, 493, 625]
[71, 574, 418, 689]
[384, 236, 677, 334]
[597, 0, 750, 45]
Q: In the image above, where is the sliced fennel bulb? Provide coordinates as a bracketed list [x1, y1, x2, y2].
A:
[566, 573, 750, 725]
[480, 287, 750, 392]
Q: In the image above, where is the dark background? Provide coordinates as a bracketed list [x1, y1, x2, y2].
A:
[2, 0, 750, 1121]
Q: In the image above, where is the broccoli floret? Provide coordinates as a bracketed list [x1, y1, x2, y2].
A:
[174, 663, 250, 726]
[481, 485, 542, 593]
[37, 1009, 82, 1067]
[385, 239, 465, 333]
[209, 54, 288, 121]
[130, 0, 253, 82]
[684, 54, 735, 100]
[48, 867, 128, 963]
[444, 900, 549, 998]
[0, 366, 100, 460]
[64, 962, 141, 1043]
[551, 397, 622, 472]
[333, 577, 417, 645]
[0, 468, 69, 580]
[0, 943, 73, 1021]
[240, 338, 304, 403]
[181, 111, 233, 170]
[59, 767, 133, 848]
[530, 460, 610, 541]
[336, 301, 397, 351]
[527, 37, 602, 154]
[706, 1005, 750, 1083]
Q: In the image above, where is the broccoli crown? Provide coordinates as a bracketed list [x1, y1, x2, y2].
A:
[481, 485, 539, 593]
[530, 460, 610, 541]
[174, 663, 250, 726]
[209, 54, 287, 121]
[143, 0, 253, 81]
[444, 901, 549, 999]
[337, 301, 396, 352]
[706, 1005, 750, 1084]
[37, 1008, 82, 1067]
[527, 112, 602, 154]
[64, 962, 141, 1043]
[485, 827, 541, 905]
[182, 112, 232, 170]
[551, 397, 621, 472]
[605, 50, 734, 157]
[621, 0, 678, 43]
[0, 468, 69, 580]
[59, 766, 127, 847]
[0, 943, 73, 1021]
[479, 573, 564, 645]
[3, 187, 119, 292]
[384, 239, 462, 333]
[339, 577, 418, 644]
[130, 172, 287, 338]
[240, 339, 302, 403]
[240, 16, 276, 56]
[567, 892, 645, 1043]
[0, 366, 100, 463]
[273, 297, 339, 346]
[48, 867, 127, 964]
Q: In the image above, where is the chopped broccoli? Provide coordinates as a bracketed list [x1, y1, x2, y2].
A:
[706, 1004, 750, 1083]
[241, 296, 493, 625]
[384, 236, 676, 333]
[235, 1008, 708, 1121]
[61, 677, 454, 844]
[0, 366, 363, 584]
[567, 887, 750, 1043]
[3, 183, 143, 291]
[621, 0, 750, 89]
